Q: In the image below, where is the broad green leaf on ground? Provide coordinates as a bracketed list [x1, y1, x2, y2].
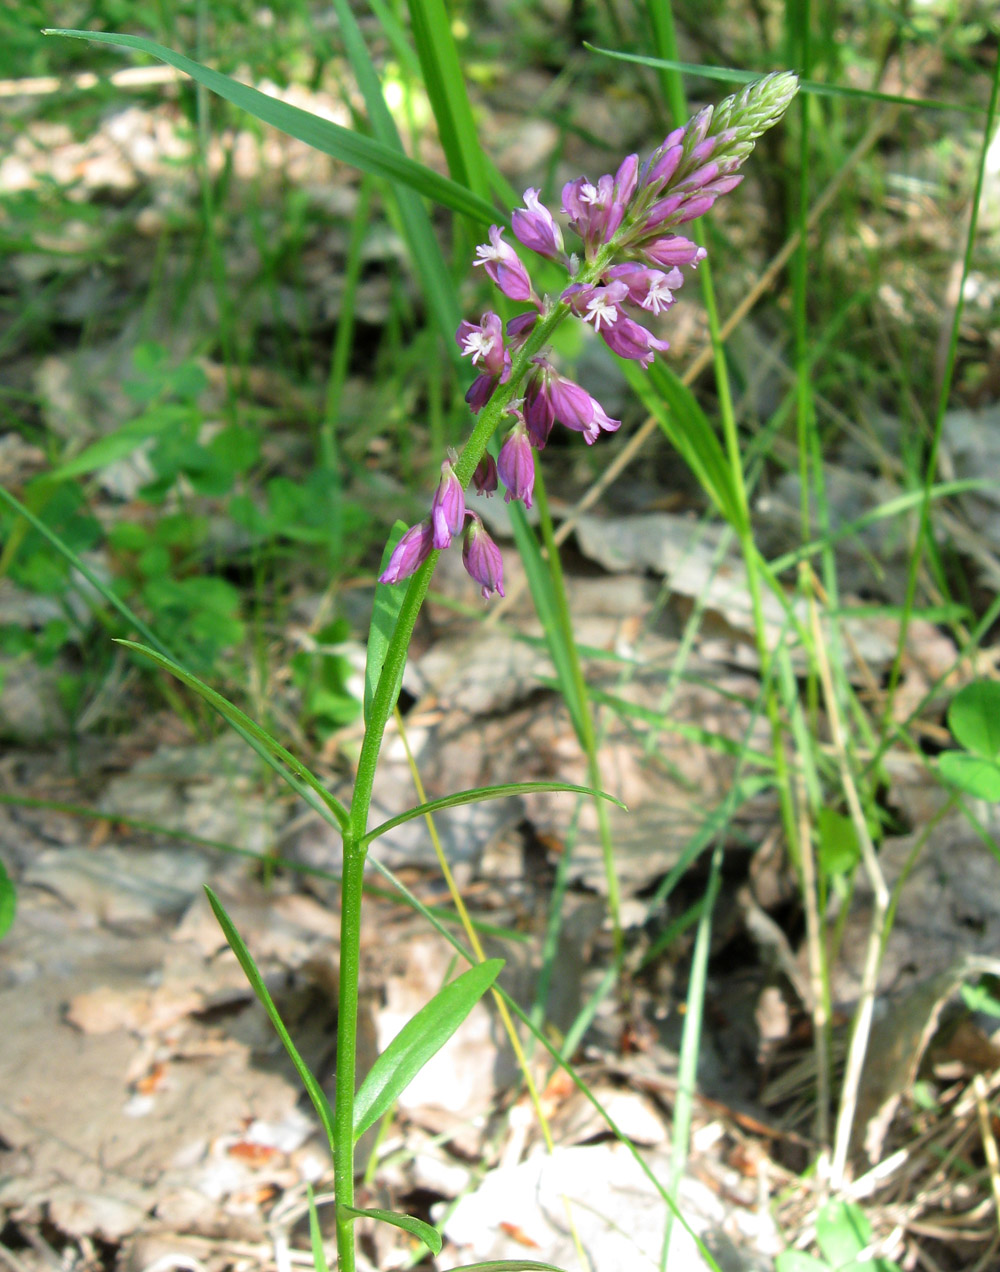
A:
[339, 1205, 441, 1255]
[205, 887, 336, 1147]
[353, 959, 503, 1139]
[940, 680, 1000, 800]
[359, 781, 627, 849]
[364, 522, 408, 727]
[115, 640, 349, 828]
[814, 1201, 870, 1266]
[939, 752, 1000, 802]
[43, 31, 499, 227]
[0, 858, 16, 940]
[947, 680, 1000, 758]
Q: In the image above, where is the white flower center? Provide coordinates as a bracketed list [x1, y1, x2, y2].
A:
[585, 295, 618, 331]
[642, 277, 673, 315]
[463, 331, 495, 364]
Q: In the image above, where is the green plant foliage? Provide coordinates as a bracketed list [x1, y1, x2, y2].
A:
[290, 619, 362, 735]
[353, 959, 504, 1140]
[0, 859, 16, 941]
[774, 1200, 901, 1272]
[338, 1204, 441, 1255]
[204, 886, 337, 1147]
[816, 807, 861, 877]
[940, 680, 1000, 801]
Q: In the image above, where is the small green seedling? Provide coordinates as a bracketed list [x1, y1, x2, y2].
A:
[939, 680, 1000, 802]
[776, 1200, 901, 1272]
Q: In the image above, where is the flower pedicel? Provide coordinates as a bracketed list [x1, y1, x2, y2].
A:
[380, 72, 798, 596]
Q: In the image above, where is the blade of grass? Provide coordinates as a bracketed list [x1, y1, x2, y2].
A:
[42, 31, 500, 228]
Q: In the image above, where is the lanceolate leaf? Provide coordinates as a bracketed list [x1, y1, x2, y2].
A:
[339, 1205, 441, 1255]
[115, 640, 349, 829]
[205, 887, 337, 1149]
[447, 1263, 568, 1271]
[354, 959, 503, 1139]
[43, 31, 499, 227]
[360, 782, 627, 849]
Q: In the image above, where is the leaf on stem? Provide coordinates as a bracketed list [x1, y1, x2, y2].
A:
[115, 640, 349, 829]
[353, 958, 504, 1139]
[339, 1205, 441, 1255]
[360, 781, 627, 849]
[204, 887, 337, 1150]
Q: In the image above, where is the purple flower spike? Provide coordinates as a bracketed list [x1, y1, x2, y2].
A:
[379, 519, 435, 585]
[512, 189, 565, 260]
[472, 453, 498, 496]
[473, 225, 534, 302]
[431, 456, 465, 549]
[497, 420, 535, 507]
[456, 311, 511, 379]
[463, 513, 505, 600]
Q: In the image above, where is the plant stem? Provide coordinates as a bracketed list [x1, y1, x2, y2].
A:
[332, 834, 364, 1272]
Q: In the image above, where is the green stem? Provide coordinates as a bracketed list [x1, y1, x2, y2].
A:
[332, 835, 364, 1272]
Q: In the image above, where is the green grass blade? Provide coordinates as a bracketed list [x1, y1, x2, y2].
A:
[43, 30, 499, 226]
[585, 46, 979, 113]
[339, 1206, 441, 1255]
[204, 887, 337, 1148]
[448, 1264, 567, 1271]
[307, 1187, 331, 1272]
[405, 0, 490, 199]
[116, 640, 349, 829]
[327, 0, 463, 351]
[353, 959, 503, 1139]
[359, 781, 626, 849]
[0, 859, 16, 940]
[0, 483, 347, 833]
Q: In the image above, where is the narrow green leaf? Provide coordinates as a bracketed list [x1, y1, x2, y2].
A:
[447, 1263, 568, 1271]
[360, 781, 627, 849]
[339, 1205, 441, 1255]
[406, 0, 490, 197]
[0, 859, 16, 940]
[325, 0, 463, 353]
[773, 1255, 829, 1272]
[42, 30, 499, 226]
[584, 47, 979, 114]
[947, 680, 1000, 759]
[306, 1186, 331, 1272]
[631, 360, 744, 530]
[116, 640, 349, 829]
[205, 887, 337, 1148]
[939, 752, 1000, 802]
[365, 523, 409, 727]
[47, 410, 183, 481]
[353, 959, 503, 1139]
[0, 483, 346, 836]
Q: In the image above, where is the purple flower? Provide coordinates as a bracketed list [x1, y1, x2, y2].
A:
[497, 420, 535, 507]
[430, 456, 465, 549]
[606, 262, 683, 315]
[456, 311, 511, 379]
[472, 453, 498, 496]
[465, 373, 497, 412]
[512, 188, 565, 261]
[525, 360, 620, 446]
[599, 313, 669, 368]
[378, 519, 435, 585]
[462, 513, 505, 600]
[563, 280, 630, 333]
[473, 225, 534, 302]
[638, 235, 707, 271]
